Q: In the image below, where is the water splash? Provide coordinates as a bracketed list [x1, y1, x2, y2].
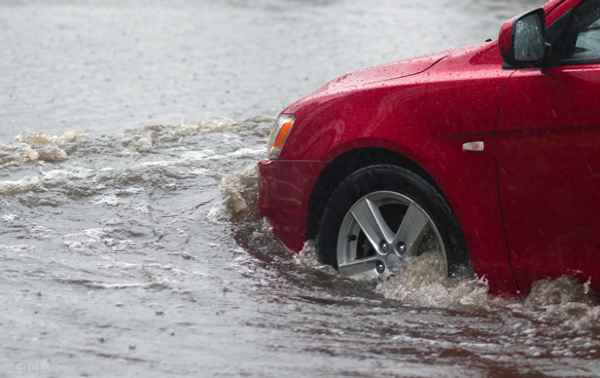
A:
[220, 163, 600, 327]
[293, 241, 338, 275]
[220, 164, 260, 222]
[376, 252, 490, 308]
[0, 131, 79, 167]
[0, 117, 272, 169]
[219, 164, 493, 307]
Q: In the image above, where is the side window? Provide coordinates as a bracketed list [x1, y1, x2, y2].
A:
[550, 0, 600, 63]
[573, 18, 600, 61]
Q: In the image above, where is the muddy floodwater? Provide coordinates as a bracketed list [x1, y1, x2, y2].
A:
[2, 1, 600, 377]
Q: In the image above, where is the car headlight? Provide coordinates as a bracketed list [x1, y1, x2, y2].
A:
[268, 114, 295, 159]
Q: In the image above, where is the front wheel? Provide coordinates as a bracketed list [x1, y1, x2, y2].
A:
[317, 165, 468, 280]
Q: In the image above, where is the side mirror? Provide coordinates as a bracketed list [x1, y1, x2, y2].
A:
[499, 9, 548, 68]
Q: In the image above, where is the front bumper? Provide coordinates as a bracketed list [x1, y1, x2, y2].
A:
[258, 159, 325, 252]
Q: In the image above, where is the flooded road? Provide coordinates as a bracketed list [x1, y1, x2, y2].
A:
[2, 1, 600, 377]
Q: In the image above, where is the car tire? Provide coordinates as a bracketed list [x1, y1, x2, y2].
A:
[317, 164, 469, 278]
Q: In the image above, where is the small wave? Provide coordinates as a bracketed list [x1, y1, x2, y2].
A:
[216, 164, 260, 223]
[0, 117, 273, 204]
[15, 130, 81, 146]
[53, 278, 170, 290]
[526, 276, 595, 307]
[293, 241, 338, 274]
[1, 117, 273, 170]
[121, 117, 272, 153]
[0, 177, 45, 196]
[216, 165, 293, 266]
[0, 157, 207, 197]
[0, 130, 78, 168]
[1, 213, 18, 222]
[377, 252, 489, 308]
[520, 277, 600, 332]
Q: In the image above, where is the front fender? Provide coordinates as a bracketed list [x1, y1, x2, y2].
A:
[282, 84, 518, 293]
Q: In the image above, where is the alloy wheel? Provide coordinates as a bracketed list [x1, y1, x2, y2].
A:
[336, 191, 447, 279]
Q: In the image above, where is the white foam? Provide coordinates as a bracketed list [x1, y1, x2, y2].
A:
[93, 193, 121, 206]
[0, 130, 82, 168]
[220, 165, 259, 221]
[0, 177, 45, 195]
[1, 213, 18, 222]
[376, 252, 489, 308]
[15, 130, 81, 146]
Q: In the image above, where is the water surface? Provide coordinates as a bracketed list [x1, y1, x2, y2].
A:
[4, 1, 600, 377]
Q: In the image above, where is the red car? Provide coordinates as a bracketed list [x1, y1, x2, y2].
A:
[258, 0, 600, 295]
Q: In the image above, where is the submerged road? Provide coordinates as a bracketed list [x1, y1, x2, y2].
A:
[3, 1, 600, 377]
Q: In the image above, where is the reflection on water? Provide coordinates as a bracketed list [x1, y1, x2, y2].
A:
[2, 1, 598, 377]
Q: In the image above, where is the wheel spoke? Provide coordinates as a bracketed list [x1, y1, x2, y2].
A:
[350, 197, 394, 254]
[338, 256, 381, 276]
[393, 204, 429, 256]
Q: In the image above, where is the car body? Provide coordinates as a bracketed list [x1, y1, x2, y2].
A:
[259, 0, 600, 295]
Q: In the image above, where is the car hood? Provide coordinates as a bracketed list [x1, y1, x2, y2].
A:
[319, 52, 447, 92]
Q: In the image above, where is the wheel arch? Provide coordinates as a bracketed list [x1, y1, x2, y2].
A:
[306, 147, 451, 240]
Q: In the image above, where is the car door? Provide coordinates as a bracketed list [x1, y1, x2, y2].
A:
[496, 0, 600, 291]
